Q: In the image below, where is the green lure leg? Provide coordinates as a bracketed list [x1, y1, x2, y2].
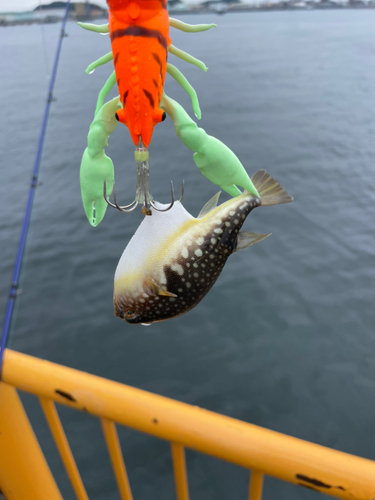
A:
[169, 18, 217, 32]
[168, 44, 208, 72]
[95, 71, 116, 117]
[77, 22, 109, 33]
[80, 96, 121, 227]
[166, 63, 201, 120]
[85, 52, 113, 75]
[160, 93, 260, 198]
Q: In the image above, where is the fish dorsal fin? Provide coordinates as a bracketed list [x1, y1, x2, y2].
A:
[235, 232, 271, 252]
[143, 277, 177, 297]
[197, 191, 221, 219]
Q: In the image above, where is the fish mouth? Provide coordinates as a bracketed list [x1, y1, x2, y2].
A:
[116, 310, 167, 326]
[114, 297, 143, 324]
[124, 315, 142, 324]
[114, 307, 143, 324]
[113, 295, 187, 325]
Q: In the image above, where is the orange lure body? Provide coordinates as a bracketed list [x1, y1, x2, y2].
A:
[107, 0, 171, 147]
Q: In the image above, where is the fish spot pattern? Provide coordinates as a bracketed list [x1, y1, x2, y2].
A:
[114, 195, 261, 324]
[171, 263, 184, 276]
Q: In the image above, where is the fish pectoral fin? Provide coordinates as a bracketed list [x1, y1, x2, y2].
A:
[143, 277, 177, 298]
[197, 191, 221, 219]
[235, 232, 271, 252]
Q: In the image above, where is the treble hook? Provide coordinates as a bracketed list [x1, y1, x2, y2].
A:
[147, 180, 184, 212]
[103, 140, 185, 216]
[149, 181, 175, 212]
[104, 180, 185, 214]
[104, 182, 138, 212]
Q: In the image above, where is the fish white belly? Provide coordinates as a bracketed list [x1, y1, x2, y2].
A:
[115, 201, 196, 292]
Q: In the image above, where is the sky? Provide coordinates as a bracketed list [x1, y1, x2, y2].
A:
[2, 0, 215, 13]
[3, 0, 107, 11]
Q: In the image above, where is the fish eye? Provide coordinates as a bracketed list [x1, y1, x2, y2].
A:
[125, 310, 136, 318]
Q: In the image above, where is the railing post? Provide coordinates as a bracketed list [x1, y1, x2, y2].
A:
[248, 470, 264, 500]
[0, 383, 63, 500]
[39, 397, 89, 500]
[171, 443, 190, 500]
[101, 417, 133, 500]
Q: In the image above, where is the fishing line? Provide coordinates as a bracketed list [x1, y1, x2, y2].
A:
[0, 0, 71, 378]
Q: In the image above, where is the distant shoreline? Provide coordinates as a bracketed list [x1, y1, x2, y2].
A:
[1, 5, 373, 28]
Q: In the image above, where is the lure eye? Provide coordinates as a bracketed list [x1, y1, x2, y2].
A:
[115, 108, 128, 125]
[153, 108, 166, 125]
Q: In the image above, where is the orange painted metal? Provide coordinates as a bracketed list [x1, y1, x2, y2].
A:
[39, 397, 89, 500]
[248, 470, 264, 500]
[3, 349, 375, 500]
[101, 417, 134, 500]
[171, 443, 190, 500]
[0, 383, 63, 500]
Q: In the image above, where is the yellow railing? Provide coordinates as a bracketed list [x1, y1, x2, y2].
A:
[1, 348, 375, 500]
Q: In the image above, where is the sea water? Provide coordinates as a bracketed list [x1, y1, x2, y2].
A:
[1, 10, 375, 499]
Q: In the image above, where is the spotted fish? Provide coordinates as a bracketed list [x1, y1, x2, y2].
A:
[114, 170, 292, 325]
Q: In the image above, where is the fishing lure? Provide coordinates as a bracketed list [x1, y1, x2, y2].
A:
[81, 93, 261, 226]
[78, 4, 217, 221]
[113, 171, 293, 325]
[80, 94, 181, 225]
[78, 2, 216, 147]
[80, 96, 121, 226]
[161, 93, 260, 198]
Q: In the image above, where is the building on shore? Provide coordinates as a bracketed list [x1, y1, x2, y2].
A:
[0, 2, 107, 27]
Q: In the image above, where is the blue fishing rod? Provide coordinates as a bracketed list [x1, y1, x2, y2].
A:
[0, 0, 71, 376]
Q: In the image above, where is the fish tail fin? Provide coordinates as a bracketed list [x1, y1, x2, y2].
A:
[251, 170, 293, 206]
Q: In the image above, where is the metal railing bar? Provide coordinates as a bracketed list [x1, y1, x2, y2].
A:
[100, 417, 133, 500]
[248, 470, 264, 500]
[171, 442, 190, 500]
[0, 384, 64, 500]
[4, 349, 374, 500]
[39, 397, 89, 500]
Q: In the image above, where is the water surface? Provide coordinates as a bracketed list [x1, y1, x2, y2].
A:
[1, 10, 375, 499]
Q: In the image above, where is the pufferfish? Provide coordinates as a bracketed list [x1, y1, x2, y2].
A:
[114, 170, 292, 325]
